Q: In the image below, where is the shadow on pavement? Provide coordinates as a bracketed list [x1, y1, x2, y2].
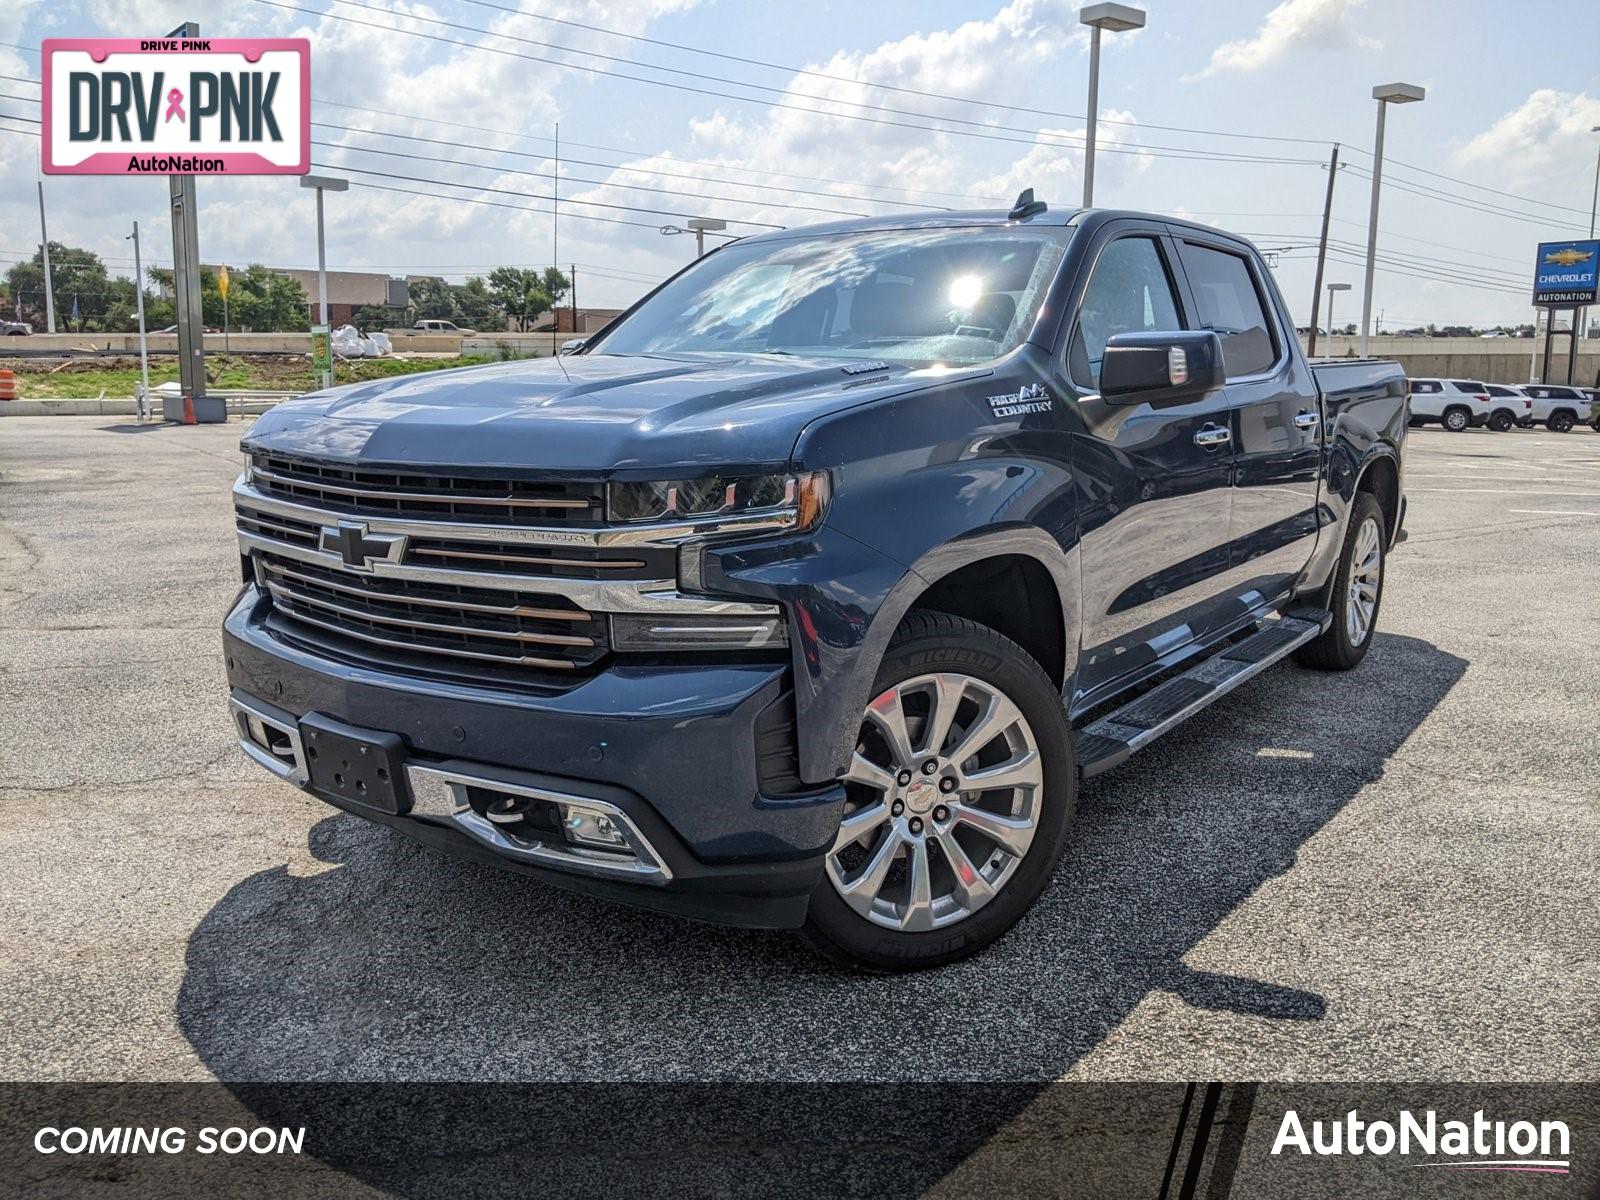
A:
[179, 632, 1464, 1086]
[172, 631, 1466, 1192]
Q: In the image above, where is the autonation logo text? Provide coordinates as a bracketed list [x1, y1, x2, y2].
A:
[1272, 1109, 1570, 1175]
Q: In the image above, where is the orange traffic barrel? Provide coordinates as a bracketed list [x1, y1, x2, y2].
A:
[0, 369, 15, 401]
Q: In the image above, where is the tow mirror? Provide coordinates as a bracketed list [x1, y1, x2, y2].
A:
[1100, 330, 1225, 404]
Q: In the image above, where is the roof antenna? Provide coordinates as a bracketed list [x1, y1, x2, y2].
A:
[1008, 188, 1048, 220]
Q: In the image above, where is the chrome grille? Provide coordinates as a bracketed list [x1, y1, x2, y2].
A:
[249, 452, 603, 526]
[233, 459, 782, 684]
[258, 555, 604, 672]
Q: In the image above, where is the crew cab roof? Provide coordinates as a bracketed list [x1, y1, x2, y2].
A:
[729, 207, 1255, 247]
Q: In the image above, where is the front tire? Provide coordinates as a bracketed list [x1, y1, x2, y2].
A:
[1295, 492, 1386, 672]
[1488, 410, 1514, 432]
[799, 612, 1074, 972]
[1442, 407, 1470, 432]
[1547, 411, 1575, 433]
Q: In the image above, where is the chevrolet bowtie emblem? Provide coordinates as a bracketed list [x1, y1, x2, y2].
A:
[1543, 248, 1592, 267]
[319, 520, 405, 572]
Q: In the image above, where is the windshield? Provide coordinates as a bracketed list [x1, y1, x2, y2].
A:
[594, 225, 1072, 367]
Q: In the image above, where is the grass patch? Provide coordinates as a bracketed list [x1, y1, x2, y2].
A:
[0, 353, 497, 399]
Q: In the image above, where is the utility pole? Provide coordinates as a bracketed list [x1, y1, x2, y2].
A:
[128, 222, 151, 419]
[1306, 144, 1340, 358]
[570, 262, 577, 338]
[37, 181, 56, 333]
[552, 121, 559, 358]
[165, 20, 219, 421]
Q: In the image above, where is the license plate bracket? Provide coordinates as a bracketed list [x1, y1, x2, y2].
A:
[299, 712, 410, 814]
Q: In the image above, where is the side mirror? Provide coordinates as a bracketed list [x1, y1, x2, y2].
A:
[1099, 330, 1226, 404]
[559, 338, 588, 355]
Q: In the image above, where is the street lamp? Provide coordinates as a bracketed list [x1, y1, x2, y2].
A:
[1584, 125, 1599, 339]
[1325, 282, 1351, 346]
[1078, 3, 1146, 209]
[300, 173, 348, 389]
[1360, 82, 1425, 357]
[660, 217, 728, 258]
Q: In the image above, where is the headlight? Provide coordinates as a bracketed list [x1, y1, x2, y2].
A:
[607, 470, 831, 531]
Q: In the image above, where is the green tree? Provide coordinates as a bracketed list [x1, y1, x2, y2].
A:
[487, 267, 554, 332]
[4, 242, 126, 331]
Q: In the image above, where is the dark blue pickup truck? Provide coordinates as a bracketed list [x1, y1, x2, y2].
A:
[224, 194, 1406, 971]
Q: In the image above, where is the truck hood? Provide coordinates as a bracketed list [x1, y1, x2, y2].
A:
[241, 352, 964, 476]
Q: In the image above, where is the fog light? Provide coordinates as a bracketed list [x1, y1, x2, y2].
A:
[560, 802, 629, 849]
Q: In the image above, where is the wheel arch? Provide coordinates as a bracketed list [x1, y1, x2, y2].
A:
[1353, 451, 1401, 547]
[808, 528, 1079, 781]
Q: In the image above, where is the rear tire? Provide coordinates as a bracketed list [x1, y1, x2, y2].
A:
[1294, 492, 1386, 672]
[798, 612, 1074, 973]
[1547, 411, 1575, 433]
[1442, 407, 1470, 432]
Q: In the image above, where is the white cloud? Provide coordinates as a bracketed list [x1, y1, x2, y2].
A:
[1456, 88, 1600, 192]
[1186, 0, 1380, 81]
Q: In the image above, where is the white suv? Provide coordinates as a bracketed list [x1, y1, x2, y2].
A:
[1519, 385, 1592, 433]
[1483, 384, 1533, 432]
[1407, 378, 1491, 431]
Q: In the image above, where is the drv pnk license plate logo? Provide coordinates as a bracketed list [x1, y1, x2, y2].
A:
[41, 38, 310, 175]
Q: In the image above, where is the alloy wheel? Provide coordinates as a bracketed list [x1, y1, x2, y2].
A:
[826, 673, 1044, 932]
[1345, 516, 1382, 648]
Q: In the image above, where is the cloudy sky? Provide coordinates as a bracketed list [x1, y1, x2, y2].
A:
[2, 0, 1598, 328]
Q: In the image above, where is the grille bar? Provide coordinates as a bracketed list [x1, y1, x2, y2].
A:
[262, 580, 596, 648]
[251, 464, 594, 509]
[270, 599, 581, 671]
[259, 559, 591, 623]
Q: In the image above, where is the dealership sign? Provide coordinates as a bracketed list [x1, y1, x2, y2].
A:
[41, 37, 309, 175]
[1531, 239, 1600, 306]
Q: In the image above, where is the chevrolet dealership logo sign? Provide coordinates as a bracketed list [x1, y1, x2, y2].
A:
[1531, 239, 1600, 307]
[41, 38, 310, 175]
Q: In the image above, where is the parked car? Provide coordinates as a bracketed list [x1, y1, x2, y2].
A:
[225, 197, 1407, 971]
[1483, 384, 1533, 432]
[1581, 388, 1600, 430]
[411, 319, 476, 336]
[1, 319, 32, 335]
[1406, 378, 1491, 431]
[1520, 384, 1592, 433]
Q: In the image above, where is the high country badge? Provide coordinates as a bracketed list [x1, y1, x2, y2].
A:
[986, 382, 1054, 418]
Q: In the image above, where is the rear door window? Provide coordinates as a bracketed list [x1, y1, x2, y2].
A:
[1176, 242, 1278, 378]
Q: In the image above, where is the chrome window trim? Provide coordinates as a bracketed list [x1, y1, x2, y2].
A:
[235, 477, 798, 549]
[406, 763, 673, 884]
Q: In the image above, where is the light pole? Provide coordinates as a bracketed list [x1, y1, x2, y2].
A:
[1078, 3, 1146, 209]
[300, 174, 348, 390]
[1583, 124, 1599, 339]
[1360, 82, 1425, 357]
[660, 217, 728, 259]
[1326, 282, 1351, 347]
[37, 181, 56, 333]
[126, 222, 151, 420]
[687, 217, 727, 258]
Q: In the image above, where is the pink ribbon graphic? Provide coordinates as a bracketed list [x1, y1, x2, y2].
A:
[164, 88, 185, 123]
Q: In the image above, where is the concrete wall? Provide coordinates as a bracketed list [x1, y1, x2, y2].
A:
[1303, 335, 1599, 386]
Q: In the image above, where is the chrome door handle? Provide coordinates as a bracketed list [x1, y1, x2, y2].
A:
[1194, 425, 1232, 447]
[1293, 410, 1320, 429]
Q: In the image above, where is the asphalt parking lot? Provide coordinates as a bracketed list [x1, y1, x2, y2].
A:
[1, 416, 1597, 1084]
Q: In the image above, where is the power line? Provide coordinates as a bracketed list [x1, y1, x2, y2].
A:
[253, 0, 1324, 167]
[450, 0, 1339, 149]
[316, 120, 951, 212]
[1340, 141, 1594, 220]
[311, 132, 882, 219]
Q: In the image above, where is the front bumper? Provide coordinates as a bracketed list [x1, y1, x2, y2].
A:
[223, 587, 842, 929]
